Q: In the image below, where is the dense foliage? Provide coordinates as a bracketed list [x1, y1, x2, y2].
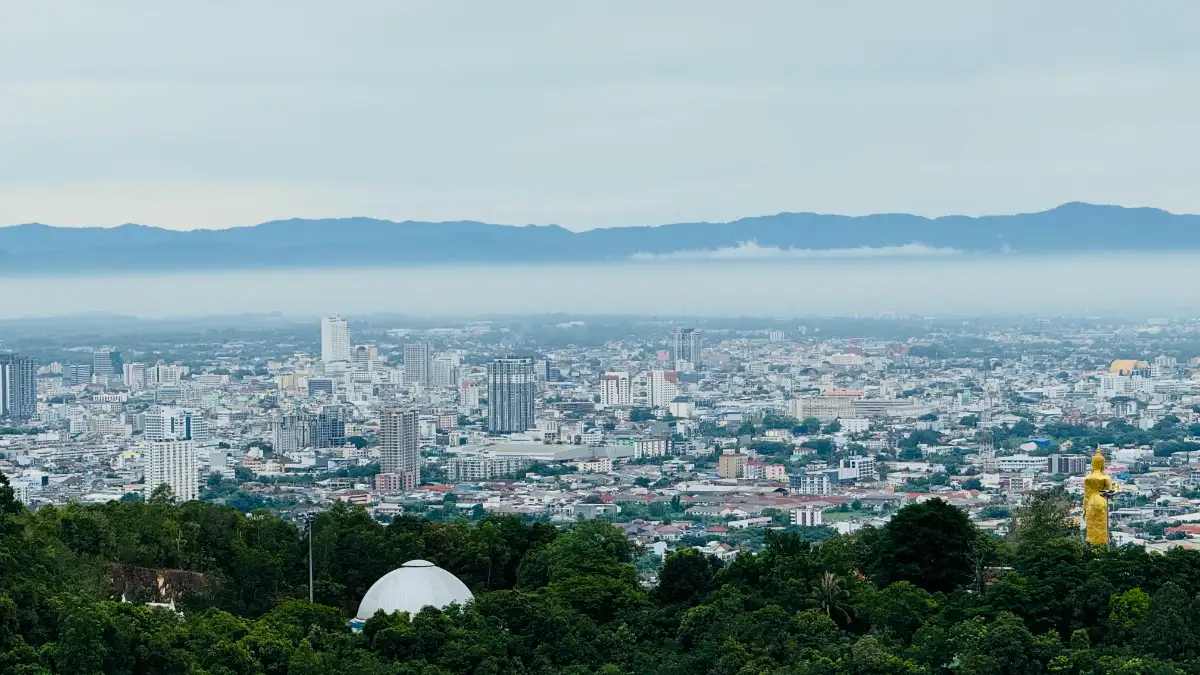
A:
[5, 475, 1200, 675]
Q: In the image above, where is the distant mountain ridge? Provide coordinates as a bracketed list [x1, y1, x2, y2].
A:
[2, 203, 1196, 275]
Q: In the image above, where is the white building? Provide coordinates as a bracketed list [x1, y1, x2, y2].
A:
[144, 406, 209, 442]
[791, 506, 824, 527]
[839, 418, 871, 434]
[648, 370, 680, 408]
[600, 372, 631, 407]
[431, 354, 460, 389]
[839, 455, 877, 481]
[321, 316, 352, 366]
[142, 440, 199, 502]
[634, 437, 670, 460]
[122, 362, 148, 390]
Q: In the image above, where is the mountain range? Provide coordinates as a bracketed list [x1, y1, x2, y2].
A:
[1, 202, 1196, 275]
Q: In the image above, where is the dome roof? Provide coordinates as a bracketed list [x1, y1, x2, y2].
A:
[355, 560, 474, 620]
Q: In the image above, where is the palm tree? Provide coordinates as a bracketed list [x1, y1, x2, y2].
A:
[809, 571, 852, 625]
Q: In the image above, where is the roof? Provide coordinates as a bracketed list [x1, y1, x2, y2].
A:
[355, 560, 474, 620]
[1110, 359, 1150, 374]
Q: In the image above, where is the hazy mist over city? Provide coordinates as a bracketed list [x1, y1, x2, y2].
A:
[2, 253, 1198, 320]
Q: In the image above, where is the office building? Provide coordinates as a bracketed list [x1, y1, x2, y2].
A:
[600, 372, 631, 406]
[353, 345, 379, 371]
[92, 347, 123, 378]
[672, 327, 701, 368]
[144, 406, 209, 442]
[404, 342, 431, 386]
[321, 316, 352, 366]
[142, 440, 199, 502]
[648, 369, 679, 407]
[61, 362, 92, 387]
[0, 352, 37, 422]
[379, 408, 420, 490]
[488, 356, 536, 433]
[307, 378, 335, 397]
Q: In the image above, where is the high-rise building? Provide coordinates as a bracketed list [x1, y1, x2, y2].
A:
[144, 406, 209, 442]
[307, 378, 335, 397]
[61, 362, 92, 387]
[92, 347, 123, 378]
[404, 342, 431, 386]
[488, 356, 536, 433]
[272, 411, 312, 455]
[672, 327, 701, 369]
[310, 405, 347, 448]
[353, 345, 379, 371]
[321, 316, 352, 366]
[122, 362, 148, 390]
[142, 440, 199, 502]
[600, 372, 631, 406]
[0, 352, 37, 422]
[431, 354, 459, 389]
[379, 408, 420, 490]
[648, 369, 680, 407]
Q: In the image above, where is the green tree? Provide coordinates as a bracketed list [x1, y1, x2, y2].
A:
[870, 499, 976, 593]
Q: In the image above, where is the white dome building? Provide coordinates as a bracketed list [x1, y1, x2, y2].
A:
[354, 560, 474, 622]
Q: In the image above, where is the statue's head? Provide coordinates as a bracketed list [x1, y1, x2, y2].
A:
[1092, 451, 1106, 472]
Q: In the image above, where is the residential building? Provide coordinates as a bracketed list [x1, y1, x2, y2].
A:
[379, 408, 420, 490]
[718, 452, 748, 479]
[672, 327, 701, 369]
[447, 456, 530, 482]
[142, 440, 199, 502]
[600, 371, 631, 406]
[1048, 454, 1089, 475]
[0, 352, 36, 421]
[572, 456, 613, 473]
[144, 406, 209, 442]
[122, 362, 148, 390]
[488, 356, 536, 433]
[791, 506, 825, 527]
[789, 470, 833, 495]
[839, 455, 877, 481]
[320, 316, 352, 366]
[634, 437, 670, 460]
[648, 369, 680, 407]
[404, 342, 431, 386]
[431, 354, 460, 389]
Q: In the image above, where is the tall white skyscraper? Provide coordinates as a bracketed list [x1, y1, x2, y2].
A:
[649, 369, 680, 407]
[144, 406, 209, 442]
[379, 408, 420, 490]
[321, 316, 352, 366]
[600, 372, 632, 406]
[404, 342, 431, 386]
[142, 440, 199, 502]
[488, 357, 536, 433]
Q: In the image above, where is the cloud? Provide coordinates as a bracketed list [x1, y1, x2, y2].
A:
[630, 241, 963, 261]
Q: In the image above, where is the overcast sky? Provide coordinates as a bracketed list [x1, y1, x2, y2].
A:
[2, 1, 1198, 231]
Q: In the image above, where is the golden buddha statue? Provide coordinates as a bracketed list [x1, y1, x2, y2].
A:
[1083, 451, 1117, 546]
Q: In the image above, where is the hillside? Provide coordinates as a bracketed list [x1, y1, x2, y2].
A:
[2, 202, 1197, 275]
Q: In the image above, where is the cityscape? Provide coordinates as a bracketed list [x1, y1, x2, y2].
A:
[6, 314, 1200, 556]
[7, 2, 1200, 673]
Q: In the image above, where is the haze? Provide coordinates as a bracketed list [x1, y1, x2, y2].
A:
[1, 256, 1196, 320]
[3, 2, 1200, 230]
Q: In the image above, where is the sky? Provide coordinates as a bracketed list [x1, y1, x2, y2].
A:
[2, 1, 1199, 231]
